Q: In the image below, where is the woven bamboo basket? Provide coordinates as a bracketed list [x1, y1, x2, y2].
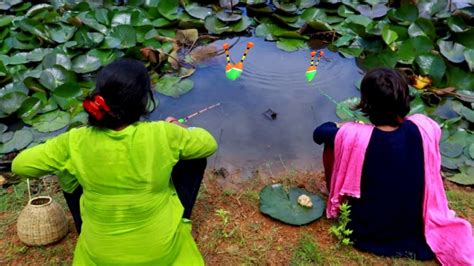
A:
[17, 196, 69, 246]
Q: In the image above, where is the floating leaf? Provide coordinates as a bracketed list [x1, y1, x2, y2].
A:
[447, 16, 468, 33]
[155, 75, 194, 98]
[391, 4, 418, 24]
[276, 38, 307, 52]
[437, 40, 465, 63]
[39, 66, 76, 91]
[72, 54, 101, 74]
[0, 124, 7, 134]
[204, 15, 230, 34]
[446, 66, 474, 91]
[111, 12, 131, 27]
[53, 82, 83, 98]
[185, 3, 212, 20]
[381, 26, 398, 45]
[0, 92, 27, 115]
[356, 4, 388, 19]
[104, 25, 136, 49]
[0, 131, 13, 143]
[88, 49, 124, 66]
[158, 0, 179, 21]
[363, 48, 398, 69]
[0, 129, 33, 154]
[29, 110, 70, 133]
[441, 142, 464, 158]
[0, 15, 14, 27]
[231, 16, 252, 32]
[16, 97, 42, 119]
[408, 17, 435, 40]
[397, 36, 433, 64]
[469, 144, 474, 160]
[454, 28, 474, 49]
[447, 166, 474, 186]
[259, 184, 325, 226]
[464, 49, 474, 72]
[272, 0, 297, 13]
[216, 10, 242, 22]
[47, 23, 75, 43]
[43, 53, 72, 70]
[337, 5, 355, 17]
[415, 54, 446, 84]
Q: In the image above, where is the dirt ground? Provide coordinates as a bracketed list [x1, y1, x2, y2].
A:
[1, 167, 473, 265]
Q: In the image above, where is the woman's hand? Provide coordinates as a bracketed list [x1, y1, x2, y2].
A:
[165, 116, 188, 128]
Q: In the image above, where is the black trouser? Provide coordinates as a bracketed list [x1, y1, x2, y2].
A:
[63, 159, 207, 234]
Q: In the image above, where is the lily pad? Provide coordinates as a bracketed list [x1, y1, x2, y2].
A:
[441, 142, 464, 158]
[397, 36, 433, 64]
[259, 184, 325, 226]
[446, 66, 474, 91]
[16, 97, 42, 119]
[39, 66, 76, 91]
[381, 26, 398, 45]
[356, 4, 389, 19]
[0, 124, 7, 134]
[447, 16, 468, 33]
[72, 54, 101, 74]
[415, 54, 446, 83]
[0, 129, 33, 154]
[447, 166, 474, 186]
[437, 40, 465, 63]
[408, 17, 435, 40]
[155, 75, 194, 98]
[204, 15, 230, 34]
[391, 4, 418, 24]
[104, 25, 137, 49]
[43, 53, 72, 70]
[28, 110, 70, 133]
[158, 0, 179, 21]
[0, 131, 13, 143]
[53, 82, 83, 98]
[184, 3, 213, 20]
[272, 0, 298, 13]
[276, 38, 307, 52]
[216, 10, 242, 22]
[47, 23, 76, 43]
[0, 92, 27, 115]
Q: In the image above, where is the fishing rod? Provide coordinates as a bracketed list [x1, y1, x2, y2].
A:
[177, 102, 222, 123]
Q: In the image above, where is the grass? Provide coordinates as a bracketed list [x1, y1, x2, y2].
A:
[0, 169, 472, 265]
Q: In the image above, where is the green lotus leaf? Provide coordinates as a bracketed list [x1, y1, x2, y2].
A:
[417, 0, 448, 18]
[0, 92, 27, 115]
[396, 36, 433, 64]
[0, 131, 13, 143]
[43, 53, 72, 71]
[447, 16, 468, 33]
[454, 28, 474, 49]
[464, 49, 474, 72]
[437, 40, 465, 63]
[216, 10, 242, 22]
[29, 110, 70, 133]
[155, 75, 194, 98]
[299, 0, 318, 9]
[337, 5, 356, 17]
[276, 38, 307, 52]
[53, 82, 83, 99]
[77, 13, 108, 34]
[441, 141, 464, 158]
[272, 0, 297, 13]
[204, 15, 230, 34]
[95, 8, 111, 26]
[381, 25, 398, 45]
[415, 54, 446, 84]
[184, 3, 213, 20]
[112, 12, 131, 27]
[158, 0, 179, 21]
[39, 66, 77, 91]
[0, 124, 7, 134]
[47, 23, 76, 43]
[0, 129, 33, 154]
[231, 16, 252, 32]
[363, 48, 398, 69]
[88, 49, 124, 66]
[0, 15, 14, 27]
[390, 4, 418, 24]
[408, 17, 435, 40]
[72, 54, 101, 74]
[446, 66, 474, 91]
[259, 184, 325, 226]
[103, 25, 136, 49]
[469, 144, 474, 160]
[356, 4, 389, 19]
[16, 97, 42, 120]
[447, 166, 474, 186]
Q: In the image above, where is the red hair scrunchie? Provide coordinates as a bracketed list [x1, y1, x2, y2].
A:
[83, 95, 111, 120]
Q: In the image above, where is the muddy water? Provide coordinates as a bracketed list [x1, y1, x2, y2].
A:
[150, 37, 362, 176]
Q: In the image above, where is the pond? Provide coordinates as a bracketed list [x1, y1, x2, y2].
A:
[151, 37, 362, 176]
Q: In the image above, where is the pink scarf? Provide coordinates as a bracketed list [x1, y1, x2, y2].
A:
[327, 114, 474, 265]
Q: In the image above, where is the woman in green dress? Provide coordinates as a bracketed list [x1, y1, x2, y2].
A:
[12, 59, 217, 265]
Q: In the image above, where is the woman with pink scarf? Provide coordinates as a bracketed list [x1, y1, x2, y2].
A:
[313, 68, 474, 265]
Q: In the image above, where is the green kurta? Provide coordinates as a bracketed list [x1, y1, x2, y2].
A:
[12, 121, 218, 265]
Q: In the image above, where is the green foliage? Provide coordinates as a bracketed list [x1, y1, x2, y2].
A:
[259, 184, 325, 226]
[290, 234, 321, 265]
[329, 202, 353, 246]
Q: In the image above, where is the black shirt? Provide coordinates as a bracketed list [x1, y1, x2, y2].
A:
[314, 120, 434, 260]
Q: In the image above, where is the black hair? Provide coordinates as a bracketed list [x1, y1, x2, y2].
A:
[86, 59, 156, 129]
[357, 68, 411, 126]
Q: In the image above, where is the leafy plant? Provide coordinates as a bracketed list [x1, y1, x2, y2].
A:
[329, 202, 353, 246]
[215, 208, 235, 238]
